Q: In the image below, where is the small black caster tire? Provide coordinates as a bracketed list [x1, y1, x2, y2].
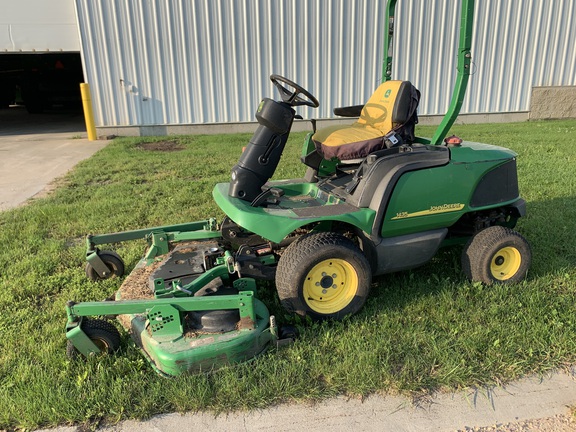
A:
[85, 250, 125, 281]
[66, 318, 121, 359]
[279, 325, 299, 340]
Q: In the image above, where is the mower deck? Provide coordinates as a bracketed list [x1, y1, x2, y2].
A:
[119, 295, 274, 376]
[66, 242, 278, 377]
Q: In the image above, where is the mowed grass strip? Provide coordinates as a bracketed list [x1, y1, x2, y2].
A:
[0, 120, 575, 429]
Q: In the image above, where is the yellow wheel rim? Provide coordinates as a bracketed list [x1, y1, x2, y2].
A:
[490, 246, 522, 281]
[303, 259, 358, 314]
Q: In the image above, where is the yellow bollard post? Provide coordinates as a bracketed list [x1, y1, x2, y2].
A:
[80, 83, 97, 141]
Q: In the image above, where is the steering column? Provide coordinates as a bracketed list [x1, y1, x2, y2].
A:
[228, 75, 319, 203]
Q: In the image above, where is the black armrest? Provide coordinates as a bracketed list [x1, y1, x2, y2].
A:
[333, 104, 364, 117]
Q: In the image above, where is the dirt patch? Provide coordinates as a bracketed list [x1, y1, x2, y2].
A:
[117, 263, 159, 301]
[28, 176, 68, 203]
[136, 140, 184, 152]
[117, 241, 207, 301]
[116, 261, 158, 330]
[458, 412, 576, 431]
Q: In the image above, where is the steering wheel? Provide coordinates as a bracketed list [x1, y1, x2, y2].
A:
[270, 74, 319, 108]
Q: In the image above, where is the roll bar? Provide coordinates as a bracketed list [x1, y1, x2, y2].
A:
[382, 0, 475, 145]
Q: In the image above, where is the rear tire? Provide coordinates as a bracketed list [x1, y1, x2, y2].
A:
[461, 226, 531, 284]
[276, 232, 371, 320]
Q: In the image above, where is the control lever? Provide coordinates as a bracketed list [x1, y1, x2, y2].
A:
[250, 187, 285, 207]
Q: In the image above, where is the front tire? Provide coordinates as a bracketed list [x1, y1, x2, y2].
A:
[276, 232, 371, 320]
[462, 226, 531, 284]
[85, 250, 125, 281]
[66, 318, 121, 358]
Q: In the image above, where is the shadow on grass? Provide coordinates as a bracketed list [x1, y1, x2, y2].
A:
[365, 192, 576, 312]
[520, 195, 576, 276]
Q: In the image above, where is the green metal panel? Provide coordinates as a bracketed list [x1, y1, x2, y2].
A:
[381, 143, 518, 238]
[448, 141, 518, 163]
[212, 182, 376, 243]
[147, 305, 183, 340]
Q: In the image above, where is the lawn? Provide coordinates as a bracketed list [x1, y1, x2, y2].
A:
[0, 120, 575, 430]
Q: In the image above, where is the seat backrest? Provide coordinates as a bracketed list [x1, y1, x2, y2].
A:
[354, 80, 417, 133]
[307, 80, 420, 166]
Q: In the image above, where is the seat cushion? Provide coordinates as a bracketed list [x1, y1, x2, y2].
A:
[311, 123, 387, 160]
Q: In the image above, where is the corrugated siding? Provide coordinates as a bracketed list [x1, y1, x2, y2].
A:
[394, 0, 576, 115]
[75, 0, 576, 127]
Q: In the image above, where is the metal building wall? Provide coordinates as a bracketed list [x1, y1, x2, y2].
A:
[75, 0, 576, 128]
[393, 0, 576, 116]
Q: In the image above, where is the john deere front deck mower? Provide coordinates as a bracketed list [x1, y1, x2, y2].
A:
[66, 0, 531, 376]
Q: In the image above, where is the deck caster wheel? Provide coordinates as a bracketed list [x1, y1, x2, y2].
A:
[276, 232, 371, 320]
[85, 250, 125, 281]
[66, 318, 121, 359]
[279, 325, 299, 340]
[461, 226, 531, 284]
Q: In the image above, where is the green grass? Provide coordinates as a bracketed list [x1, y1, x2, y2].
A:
[1, 120, 575, 429]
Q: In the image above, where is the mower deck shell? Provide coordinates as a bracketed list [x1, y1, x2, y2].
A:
[122, 298, 274, 376]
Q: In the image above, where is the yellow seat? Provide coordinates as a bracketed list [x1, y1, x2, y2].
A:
[312, 80, 419, 160]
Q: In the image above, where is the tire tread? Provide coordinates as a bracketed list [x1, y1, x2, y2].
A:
[461, 225, 531, 284]
[276, 232, 371, 319]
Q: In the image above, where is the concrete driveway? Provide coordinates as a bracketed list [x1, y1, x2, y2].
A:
[0, 106, 108, 211]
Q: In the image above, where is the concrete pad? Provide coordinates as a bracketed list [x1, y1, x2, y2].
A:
[0, 106, 108, 211]
[100, 370, 576, 432]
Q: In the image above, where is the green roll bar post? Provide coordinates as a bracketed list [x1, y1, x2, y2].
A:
[382, 0, 476, 145]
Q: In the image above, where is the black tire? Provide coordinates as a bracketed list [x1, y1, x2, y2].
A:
[279, 325, 299, 340]
[461, 226, 531, 284]
[276, 232, 371, 320]
[85, 251, 125, 281]
[66, 318, 121, 358]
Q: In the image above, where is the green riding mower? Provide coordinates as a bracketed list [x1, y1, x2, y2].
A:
[66, 0, 531, 376]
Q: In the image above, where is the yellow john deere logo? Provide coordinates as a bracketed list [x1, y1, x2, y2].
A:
[257, 100, 265, 112]
[392, 203, 465, 220]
